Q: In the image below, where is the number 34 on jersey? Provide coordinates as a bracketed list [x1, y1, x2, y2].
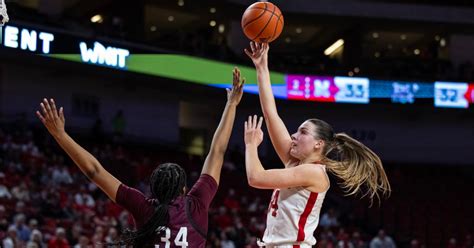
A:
[155, 227, 188, 248]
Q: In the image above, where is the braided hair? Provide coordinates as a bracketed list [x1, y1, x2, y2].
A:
[119, 163, 187, 247]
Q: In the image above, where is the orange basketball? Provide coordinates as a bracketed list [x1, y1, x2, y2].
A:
[241, 2, 284, 43]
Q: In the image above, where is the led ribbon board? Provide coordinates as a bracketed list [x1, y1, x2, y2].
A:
[370, 80, 433, 104]
[434, 82, 474, 108]
[286, 75, 370, 104]
[1, 23, 473, 108]
[0, 24, 285, 93]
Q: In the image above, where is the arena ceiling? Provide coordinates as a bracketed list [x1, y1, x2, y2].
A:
[10, 0, 474, 72]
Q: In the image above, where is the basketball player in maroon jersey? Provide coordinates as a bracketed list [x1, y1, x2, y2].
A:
[36, 68, 245, 247]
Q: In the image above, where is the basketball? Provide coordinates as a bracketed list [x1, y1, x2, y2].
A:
[241, 2, 284, 43]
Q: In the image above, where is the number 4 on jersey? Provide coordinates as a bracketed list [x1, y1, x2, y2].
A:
[269, 189, 280, 217]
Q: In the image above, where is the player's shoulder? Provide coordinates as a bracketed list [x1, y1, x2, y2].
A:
[298, 163, 330, 192]
[198, 174, 218, 185]
[294, 163, 329, 182]
[298, 162, 327, 173]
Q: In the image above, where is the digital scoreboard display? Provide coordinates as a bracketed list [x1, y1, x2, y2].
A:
[1, 23, 473, 109]
[0, 25, 130, 69]
[334, 76, 370, 104]
[370, 80, 433, 104]
[286, 75, 369, 104]
[434, 82, 474, 108]
[287, 75, 337, 102]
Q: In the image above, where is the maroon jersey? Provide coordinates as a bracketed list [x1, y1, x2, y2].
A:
[116, 174, 218, 247]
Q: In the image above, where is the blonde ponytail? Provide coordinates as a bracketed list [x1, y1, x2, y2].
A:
[323, 133, 391, 205]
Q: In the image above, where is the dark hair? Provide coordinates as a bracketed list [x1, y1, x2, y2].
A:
[119, 162, 187, 247]
[306, 119, 391, 204]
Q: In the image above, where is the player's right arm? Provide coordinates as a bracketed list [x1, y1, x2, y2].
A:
[200, 68, 244, 185]
[36, 98, 121, 203]
[245, 42, 293, 166]
[244, 115, 329, 191]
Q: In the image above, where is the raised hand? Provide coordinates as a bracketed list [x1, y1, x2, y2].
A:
[36, 98, 66, 138]
[227, 67, 245, 106]
[244, 115, 264, 147]
[244, 41, 269, 68]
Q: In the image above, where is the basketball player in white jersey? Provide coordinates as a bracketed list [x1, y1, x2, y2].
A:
[244, 42, 391, 247]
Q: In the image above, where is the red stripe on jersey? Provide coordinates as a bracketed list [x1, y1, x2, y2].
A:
[296, 192, 318, 242]
[293, 245, 300, 248]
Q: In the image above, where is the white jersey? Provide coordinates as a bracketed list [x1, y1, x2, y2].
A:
[260, 165, 328, 248]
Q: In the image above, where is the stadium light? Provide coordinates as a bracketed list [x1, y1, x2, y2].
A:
[324, 39, 344, 56]
[90, 15, 103, 24]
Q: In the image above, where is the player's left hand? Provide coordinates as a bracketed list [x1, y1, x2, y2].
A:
[244, 115, 264, 147]
[227, 67, 245, 106]
[36, 98, 66, 138]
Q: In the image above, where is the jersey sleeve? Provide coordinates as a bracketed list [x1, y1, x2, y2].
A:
[116, 184, 149, 227]
[186, 174, 218, 233]
[187, 174, 218, 208]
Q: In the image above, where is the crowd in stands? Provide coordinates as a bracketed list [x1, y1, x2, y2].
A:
[0, 120, 473, 247]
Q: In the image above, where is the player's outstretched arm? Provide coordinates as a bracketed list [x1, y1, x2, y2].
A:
[245, 42, 293, 166]
[244, 115, 329, 191]
[201, 68, 244, 185]
[36, 98, 121, 202]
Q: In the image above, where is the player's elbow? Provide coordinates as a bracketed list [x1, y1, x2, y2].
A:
[247, 174, 255, 187]
[247, 173, 263, 188]
[248, 179, 268, 189]
[247, 177, 259, 188]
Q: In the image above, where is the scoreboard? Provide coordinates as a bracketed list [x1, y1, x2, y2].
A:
[286, 74, 473, 108]
[287, 75, 369, 104]
[434, 82, 474, 108]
